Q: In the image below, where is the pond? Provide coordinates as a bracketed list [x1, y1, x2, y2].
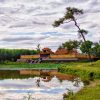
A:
[0, 70, 84, 100]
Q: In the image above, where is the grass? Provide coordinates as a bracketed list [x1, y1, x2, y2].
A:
[58, 60, 100, 100]
[0, 62, 62, 69]
[86, 60, 100, 68]
[74, 80, 100, 100]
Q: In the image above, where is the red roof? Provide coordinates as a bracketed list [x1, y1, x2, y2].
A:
[55, 48, 78, 55]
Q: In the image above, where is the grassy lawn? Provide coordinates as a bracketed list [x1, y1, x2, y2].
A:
[75, 80, 100, 100]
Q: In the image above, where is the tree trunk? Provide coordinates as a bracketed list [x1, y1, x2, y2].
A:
[72, 18, 86, 42]
[72, 18, 91, 61]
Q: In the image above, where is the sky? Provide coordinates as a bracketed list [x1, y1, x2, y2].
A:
[0, 0, 100, 51]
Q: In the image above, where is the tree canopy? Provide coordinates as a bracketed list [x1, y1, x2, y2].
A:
[60, 40, 80, 51]
[91, 43, 100, 57]
[80, 41, 93, 54]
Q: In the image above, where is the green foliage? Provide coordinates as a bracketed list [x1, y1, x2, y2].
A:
[66, 7, 83, 15]
[53, 7, 83, 27]
[80, 41, 100, 57]
[80, 40, 93, 54]
[0, 49, 38, 62]
[78, 29, 88, 38]
[61, 40, 80, 51]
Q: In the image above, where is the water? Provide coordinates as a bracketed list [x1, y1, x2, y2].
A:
[0, 76, 84, 100]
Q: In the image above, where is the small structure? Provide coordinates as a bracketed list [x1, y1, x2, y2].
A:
[40, 48, 54, 59]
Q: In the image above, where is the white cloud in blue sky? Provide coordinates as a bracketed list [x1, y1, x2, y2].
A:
[0, 0, 100, 50]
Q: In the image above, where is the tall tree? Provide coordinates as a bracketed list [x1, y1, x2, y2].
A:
[53, 7, 93, 60]
[53, 7, 88, 42]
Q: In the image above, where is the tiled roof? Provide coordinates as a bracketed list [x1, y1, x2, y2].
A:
[40, 47, 54, 54]
[55, 48, 78, 55]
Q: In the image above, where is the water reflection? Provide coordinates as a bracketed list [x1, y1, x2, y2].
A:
[0, 70, 35, 79]
[0, 76, 84, 100]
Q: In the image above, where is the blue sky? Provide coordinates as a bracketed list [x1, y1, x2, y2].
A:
[0, 0, 100, 51]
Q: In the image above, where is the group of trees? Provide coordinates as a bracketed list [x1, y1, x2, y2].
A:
[59, 40, 100, 57]
[0, 49, 38, 62]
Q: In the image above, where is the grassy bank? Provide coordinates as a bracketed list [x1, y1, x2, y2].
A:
[74, 80, 100, 100]
[58, 60, 100, 79]
[58, 60, 100, 100]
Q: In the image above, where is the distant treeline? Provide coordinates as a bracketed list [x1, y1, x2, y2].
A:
[0, 49, 38, 62]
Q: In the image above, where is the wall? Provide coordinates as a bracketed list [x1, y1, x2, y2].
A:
[20, 55, 40, 59]
[20, 54, 97, 60]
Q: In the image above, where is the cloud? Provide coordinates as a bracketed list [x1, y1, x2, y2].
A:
[0, 0, 100, 50]
[2, 37, 33, 42]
